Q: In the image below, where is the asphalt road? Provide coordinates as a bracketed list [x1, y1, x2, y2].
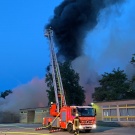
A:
[0, 123, 135, 135]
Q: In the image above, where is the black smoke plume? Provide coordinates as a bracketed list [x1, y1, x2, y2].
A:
[46, 0, 124, 61]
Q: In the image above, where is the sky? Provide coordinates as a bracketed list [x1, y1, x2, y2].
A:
[0, 0, 63, 92]
[84, 0, 135, 75]
[0, 0, 135, 112]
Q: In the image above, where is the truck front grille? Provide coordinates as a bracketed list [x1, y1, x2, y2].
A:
[81, 120, 92, 125]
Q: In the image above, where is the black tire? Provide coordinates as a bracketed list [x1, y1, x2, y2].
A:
[47, 122, 52, 130]
[67, 123, 74, 133]
[85, 129, 91, 133]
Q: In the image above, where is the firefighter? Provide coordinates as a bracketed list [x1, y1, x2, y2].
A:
[73, 113, 80, 135]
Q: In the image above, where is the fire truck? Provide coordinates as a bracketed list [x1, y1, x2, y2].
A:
[43, 28, 96, 133]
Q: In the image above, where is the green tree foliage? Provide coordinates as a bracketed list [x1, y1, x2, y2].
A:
[45, 61, 85, 106]
[0, 89, 12, 99]
[92, 68, 135, 101]
[130, 53, 135, 91]
[130, 54, 135, 64]
[45, 65, 55, 104]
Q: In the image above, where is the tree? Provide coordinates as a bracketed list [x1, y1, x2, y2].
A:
[130, 54, 135, 64]
[130, 53, 135, 92]
[45, 61, 85, 106]
[45, 65, 55, 104]
[0, 89, 12, 99]
[92, 68, 135, 101]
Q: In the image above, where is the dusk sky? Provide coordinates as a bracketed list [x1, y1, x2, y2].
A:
[0, 0, 135, 94]
[0, 0, 63, 92]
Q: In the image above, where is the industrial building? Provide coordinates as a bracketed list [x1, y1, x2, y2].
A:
[19, 107, 49, 123]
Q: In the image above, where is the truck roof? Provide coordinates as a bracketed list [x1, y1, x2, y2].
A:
[70, 106, 93, 108]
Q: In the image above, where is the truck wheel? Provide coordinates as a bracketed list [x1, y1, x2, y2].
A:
[85, 129, 91, 133]
[67, 123, 73, 133]
[47, 122, 52, 130]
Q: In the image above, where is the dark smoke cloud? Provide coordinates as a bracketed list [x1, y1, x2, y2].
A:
[46, 0, 125, 60]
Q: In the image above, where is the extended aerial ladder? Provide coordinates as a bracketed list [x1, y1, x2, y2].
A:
[39, 28, 96, 133]
[45, 28, 66, 113]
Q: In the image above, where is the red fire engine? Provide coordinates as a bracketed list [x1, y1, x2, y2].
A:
[43, 28, 96, 133]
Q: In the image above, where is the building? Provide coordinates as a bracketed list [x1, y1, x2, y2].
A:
[94, 99, 135, 127]
[20, 107, 49, 123]
[0, 111, 19, 123]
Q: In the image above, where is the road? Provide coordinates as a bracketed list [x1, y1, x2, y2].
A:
[0, 123, 135, 135]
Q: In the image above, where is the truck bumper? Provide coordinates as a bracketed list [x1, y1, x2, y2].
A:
[78, 124, 96, 130]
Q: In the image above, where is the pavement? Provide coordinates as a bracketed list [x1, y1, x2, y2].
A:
[0, 123, 135, 135]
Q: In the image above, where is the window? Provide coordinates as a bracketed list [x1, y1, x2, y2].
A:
[103, 109, 117, 121]
[103, 109, 117, 116]
[61, 111, 66, 122]
[119, 108, 135, 116]
[110, 105, 117, 107]
[119, 108, 127, 116]
[102, 105, 109, 108]
[102, 103, 135, 122]
[77, 108, 95, 116]
[72, 108, 77, 116]
[35, 109, 43, 113]
[127, 108, 135, 116]
[103, 109, 110, 116]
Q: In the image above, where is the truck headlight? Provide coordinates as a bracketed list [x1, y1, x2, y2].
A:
[79, 125, 83, 129]
[92, 124, 96, 129]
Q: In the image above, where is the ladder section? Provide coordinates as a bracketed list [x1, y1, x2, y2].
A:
[45, 28, 66, 113]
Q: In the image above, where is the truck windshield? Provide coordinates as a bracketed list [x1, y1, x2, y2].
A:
[77, 108, 95, 117]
